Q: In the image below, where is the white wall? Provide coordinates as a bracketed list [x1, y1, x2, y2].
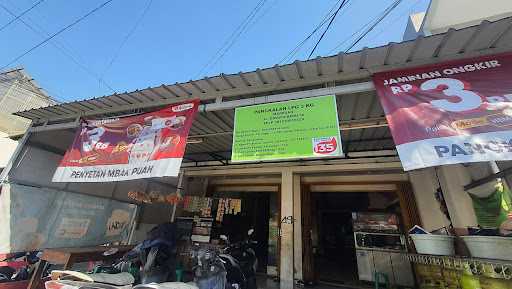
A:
[409, 168, 451, 232]
[437, 164, 479, 230]
[0, 132, 18, 169]
[422, 0, 512, 35]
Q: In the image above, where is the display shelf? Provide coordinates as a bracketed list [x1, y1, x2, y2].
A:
[355, 247, 406, 253]
[176, 217, 214, 220]
[406, 253, 512, 279]
[353, 230, 402, 236]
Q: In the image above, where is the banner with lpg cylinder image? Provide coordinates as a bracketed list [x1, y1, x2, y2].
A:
[52, 99, 199, 182]
[373, 52, 512, 171]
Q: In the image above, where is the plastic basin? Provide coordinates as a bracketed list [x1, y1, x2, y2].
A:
[461, 235, 512, 260]
[411, 234, 456, 256]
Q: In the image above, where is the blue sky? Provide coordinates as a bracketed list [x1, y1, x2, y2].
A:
[0, 0, 430, 102]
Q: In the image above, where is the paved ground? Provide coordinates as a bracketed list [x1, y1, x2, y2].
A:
[257, 277, 373, 289]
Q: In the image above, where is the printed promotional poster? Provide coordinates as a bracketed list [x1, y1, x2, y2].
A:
[373, 53, 512, 171]
[53, 99, 199, 182]
[232, 95, 342, 162]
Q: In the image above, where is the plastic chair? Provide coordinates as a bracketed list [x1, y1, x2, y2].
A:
[374, 271, 390, 289]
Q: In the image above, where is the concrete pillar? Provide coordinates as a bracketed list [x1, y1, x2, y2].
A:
[409, 168, 451, 231]
[437, 164, 478, 230]
[292, 174, 302, 281]
[280, 170, 294, 289]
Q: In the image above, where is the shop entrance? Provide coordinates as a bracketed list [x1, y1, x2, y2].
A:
[208, 185, 281, 276]
[301, 182, 420, 288]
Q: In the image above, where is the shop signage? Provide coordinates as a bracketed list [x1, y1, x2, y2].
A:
[373, 52, 512, 171]
[53, 99, 199, 182]
[232, 95, 342, 162]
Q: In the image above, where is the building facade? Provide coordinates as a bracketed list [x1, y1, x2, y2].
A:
[0, 68, 56, 171]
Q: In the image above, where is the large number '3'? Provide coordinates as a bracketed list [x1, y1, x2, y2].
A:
[420, 78, 482, 112]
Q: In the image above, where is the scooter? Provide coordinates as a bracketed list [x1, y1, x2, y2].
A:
[219, 229, 258, 289]
[191, 246, 227, 289]
[124, 223, 178, 284]
[45, 223, 197, 289]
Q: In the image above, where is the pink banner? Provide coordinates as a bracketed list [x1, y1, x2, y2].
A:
[53, 100, 199, 182]
[373, 53, 512, 170]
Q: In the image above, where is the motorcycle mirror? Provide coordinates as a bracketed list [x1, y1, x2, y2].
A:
[220, 235, 228, 241]
[248, 229, 254, 236]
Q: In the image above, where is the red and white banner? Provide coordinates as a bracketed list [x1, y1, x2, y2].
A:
[53, 100, 199, 182]
[373, 53, 512, 171]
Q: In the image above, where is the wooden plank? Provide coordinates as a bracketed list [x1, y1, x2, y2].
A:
[310, 184, 397, 192]
[301, 185, 315, 283]
[396, 182, 422, 232]
[302, 174, 408, 183]
[209, 177, 282, 185]
[184, 161, 403, 177]
[214, 185, 278, 192]
[27, 260, 47, 289]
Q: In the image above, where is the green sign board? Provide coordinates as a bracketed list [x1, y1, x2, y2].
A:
[232, 95, 343, 162]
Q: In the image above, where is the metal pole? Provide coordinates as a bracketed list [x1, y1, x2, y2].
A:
[171, 170, 185, 222]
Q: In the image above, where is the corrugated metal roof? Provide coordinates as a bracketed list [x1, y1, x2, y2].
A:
[15, 16, 512, 123]
[16, 16, 512, 162]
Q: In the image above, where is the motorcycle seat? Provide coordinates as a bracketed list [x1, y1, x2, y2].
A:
[133, 282, 198, 289]
[51, 270, 135, 286]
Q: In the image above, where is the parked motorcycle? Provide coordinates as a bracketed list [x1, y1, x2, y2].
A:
[124, 223, 178, 284]
[219, 229, 258, 289]
[191, 245, 227, 289]
[45, 222, 196, 289]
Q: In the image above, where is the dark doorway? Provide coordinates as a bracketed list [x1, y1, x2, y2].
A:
[210, 190, 275, 273]
[312, 192, 368, 285]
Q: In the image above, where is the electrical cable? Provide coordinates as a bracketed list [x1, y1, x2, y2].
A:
[363, 0, 422, 44]
[278, 0, 351, 64]
[0, 0, 44, 33]
[195, 0, 267, 78]
[327, 11, 385, 54]
[344, 0, 402, 52]
[100, 0, 153, 81]
[0, 2, 116, 97]
[0, 0, 116, 71]
[327, 0, 403, 54]
[306, 0, 349, 60]
[247, 0, 280, 29]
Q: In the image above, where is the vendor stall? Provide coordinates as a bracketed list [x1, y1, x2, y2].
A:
[2, 15, 512, 289]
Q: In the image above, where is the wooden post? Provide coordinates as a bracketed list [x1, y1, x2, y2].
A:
[27, 260, 47, 289]
[171, 170, 185, 222]
[280, 170, 294, 289]
[293, 174, 303, 281]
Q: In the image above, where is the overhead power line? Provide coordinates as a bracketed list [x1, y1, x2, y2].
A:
[0, 0, 44, 33]
[327, 0, 404, 54]
[278, 0, 353, 64]
[100, 0, 153, 82]
[363, 0, 422, 45]
[0, 0, 115, 71]
[195, 0, 268, 78]
[0, 2, 116, 96]
[344, 0, 402, 52]
[306, 0, 349, 60]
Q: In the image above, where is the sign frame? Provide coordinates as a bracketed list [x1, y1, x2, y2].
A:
[231, 95, 343, 163]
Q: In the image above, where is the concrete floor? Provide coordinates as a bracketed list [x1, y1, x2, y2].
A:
[257, 277, 373, 289]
